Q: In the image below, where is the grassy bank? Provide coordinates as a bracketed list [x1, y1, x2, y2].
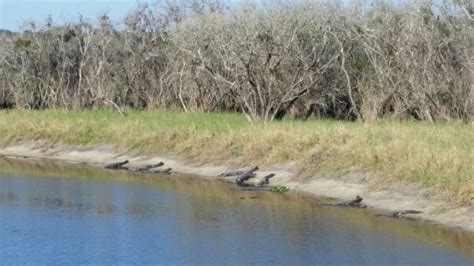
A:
[0, 109, 472, 205]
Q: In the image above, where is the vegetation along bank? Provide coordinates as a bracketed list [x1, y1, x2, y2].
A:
[0, 110, 472, 205]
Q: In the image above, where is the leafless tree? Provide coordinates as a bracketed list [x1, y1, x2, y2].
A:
[0, 0, 472, 121]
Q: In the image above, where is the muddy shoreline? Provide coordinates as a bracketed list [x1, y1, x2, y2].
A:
[1, 141, 473, 234]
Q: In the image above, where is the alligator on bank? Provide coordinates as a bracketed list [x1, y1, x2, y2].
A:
[218, 166, 286, 191]
[319, 196, 424, 218]
[218, 166, 259, 177]
[235, 171, 278, 189]
[131, 162, 165, 172]
[256, 173, 275, 186]
[223, 166, 259, 187]
[233, 168, 288, 192]
[146, 167, 172, 174]
[376, 210, 423, 218]
[320, 195, 367, 208]
[336, 195, 365, 207]
[104, 160, 129, 170]
[235, 174, 256, 186]
[104, 160, 171, 173]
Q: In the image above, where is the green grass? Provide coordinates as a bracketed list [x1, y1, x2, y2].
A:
[0, 109, 472, 205]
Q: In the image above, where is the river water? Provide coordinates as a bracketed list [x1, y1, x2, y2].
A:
[0, 158, 473, 265]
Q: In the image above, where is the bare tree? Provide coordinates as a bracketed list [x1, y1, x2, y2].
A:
[0, 0, 472, 121]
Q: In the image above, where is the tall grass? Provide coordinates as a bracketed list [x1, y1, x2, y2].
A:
[0, 109, 472, 205]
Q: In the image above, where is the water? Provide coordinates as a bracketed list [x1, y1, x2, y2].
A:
[0, 159, 473, 265]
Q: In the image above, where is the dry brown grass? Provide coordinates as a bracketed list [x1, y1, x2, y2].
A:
[0, 109, 472, 205]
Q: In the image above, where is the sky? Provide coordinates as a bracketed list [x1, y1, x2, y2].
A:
[0, 0, 420, 32]
[0, 0, 139, 31]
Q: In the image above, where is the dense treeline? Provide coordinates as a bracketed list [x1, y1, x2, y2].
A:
[0, 0, 472, 121]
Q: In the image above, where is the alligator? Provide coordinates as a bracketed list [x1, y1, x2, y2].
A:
[336, 195, 364, 207]
[235, 167, 259, 187]
[256, 173, 275, 187]
[218, 166, 259, 177]
[104, 160, 169, 173]
[130, 162, 165, 172]
[320, 195, 367, 208]
[239, 185, 289, 193]
[235, 172, 287, 192]
[376, 210, 423, 218]
[104, 160, 129, 170]
[146, 167, 172, 174]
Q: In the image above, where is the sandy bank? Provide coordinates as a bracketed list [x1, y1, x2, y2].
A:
[1, 141, 472, 233]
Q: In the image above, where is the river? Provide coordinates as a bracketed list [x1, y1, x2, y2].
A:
[0, 158, 473, 265]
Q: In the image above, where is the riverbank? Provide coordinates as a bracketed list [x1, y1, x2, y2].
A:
[0, 110, 472, 232]
[1, 140, 473, 234]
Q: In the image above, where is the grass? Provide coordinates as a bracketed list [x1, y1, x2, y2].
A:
[0, 109, 472, 205]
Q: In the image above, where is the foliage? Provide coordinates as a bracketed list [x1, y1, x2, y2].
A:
[0, 0, 472, 122]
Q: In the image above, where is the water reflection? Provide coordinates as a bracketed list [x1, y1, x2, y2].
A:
[0, 158, 473, 265]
